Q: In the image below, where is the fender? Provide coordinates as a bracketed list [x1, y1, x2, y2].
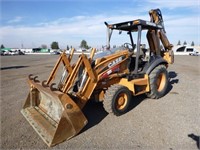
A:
[145, 56, 168, 75]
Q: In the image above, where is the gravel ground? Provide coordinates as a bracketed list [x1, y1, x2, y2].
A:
[0, 54, 200, 150]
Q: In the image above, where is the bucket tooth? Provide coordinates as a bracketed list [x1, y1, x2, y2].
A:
[33, 76, 39, 82]
[42, 80, 48, 87]
[29, 74, 34, 80]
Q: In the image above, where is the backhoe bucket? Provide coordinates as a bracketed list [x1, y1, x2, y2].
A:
[21, 80, 88, 147]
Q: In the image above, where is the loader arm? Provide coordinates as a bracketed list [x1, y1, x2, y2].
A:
[62, 53, 98, 108]
[45, 48, 75, 86]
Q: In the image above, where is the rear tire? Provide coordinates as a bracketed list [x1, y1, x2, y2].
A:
[146, 65, 169, 99]
[103, 85, 131, 116]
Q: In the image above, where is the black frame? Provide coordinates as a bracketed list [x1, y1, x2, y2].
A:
[105, 19, 163, 74]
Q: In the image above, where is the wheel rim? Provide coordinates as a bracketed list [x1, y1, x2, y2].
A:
[116, 93, 128, 110]
[156, 73, 166, 92]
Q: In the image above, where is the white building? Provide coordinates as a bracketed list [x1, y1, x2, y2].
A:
[172, 45, 199, 55]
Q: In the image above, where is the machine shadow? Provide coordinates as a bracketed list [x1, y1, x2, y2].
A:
[166, 71, 179, 94]
[127, 94, 147, 113]
[80, 94, 146, 134]
[80, 101, 108, 133]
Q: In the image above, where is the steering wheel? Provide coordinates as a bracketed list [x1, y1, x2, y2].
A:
[123, 43, 134, 52]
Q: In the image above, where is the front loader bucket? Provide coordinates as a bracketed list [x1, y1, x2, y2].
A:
[21, 80, 88, 147]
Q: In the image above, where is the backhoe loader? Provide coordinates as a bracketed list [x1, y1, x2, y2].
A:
[21, 9, 174, 147]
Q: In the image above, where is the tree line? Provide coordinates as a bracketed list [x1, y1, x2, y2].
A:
[177, 40, 195, 46]
[1, 39, 90, 50]
[1, 39, 198, 50]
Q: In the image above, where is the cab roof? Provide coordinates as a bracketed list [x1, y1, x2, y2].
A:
[106, 19, 163, 31]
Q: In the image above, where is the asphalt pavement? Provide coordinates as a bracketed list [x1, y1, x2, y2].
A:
[1, 54, 199, 150]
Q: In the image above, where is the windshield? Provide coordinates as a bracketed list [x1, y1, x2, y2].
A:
[93, 46, 127, 59]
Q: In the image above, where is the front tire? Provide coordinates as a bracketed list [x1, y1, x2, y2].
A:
[146, 65, 169, 99]
[103, 85, 132, 116]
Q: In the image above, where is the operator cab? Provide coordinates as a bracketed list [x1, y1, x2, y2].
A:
[105, 19, 163, 73]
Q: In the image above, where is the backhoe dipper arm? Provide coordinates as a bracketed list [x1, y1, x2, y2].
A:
[149, 9, 173, 50]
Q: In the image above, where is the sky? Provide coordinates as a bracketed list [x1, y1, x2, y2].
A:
[1, 0, 200, 49]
